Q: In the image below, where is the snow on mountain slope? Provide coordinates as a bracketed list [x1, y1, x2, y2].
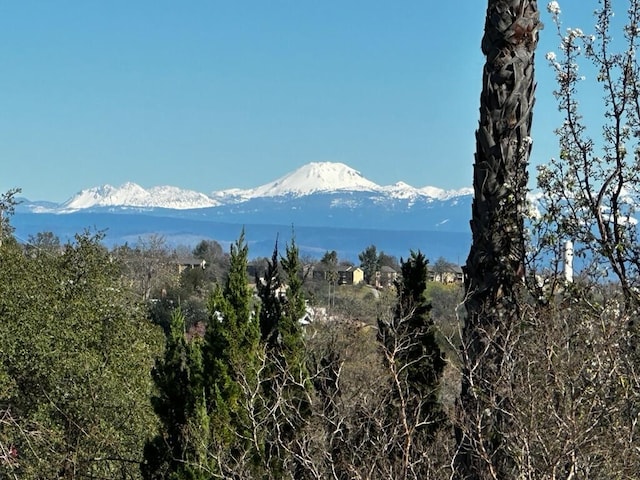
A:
[239, 162, 381, 198]
[61, 182, 219, 211]
[48, 162, 472, 212]
[377, 182, 473, 201]
[382, 181, 421, 200]
[418, 186, 474, 200]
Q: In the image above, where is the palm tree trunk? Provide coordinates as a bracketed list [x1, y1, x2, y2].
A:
[456, 1, 540, 478]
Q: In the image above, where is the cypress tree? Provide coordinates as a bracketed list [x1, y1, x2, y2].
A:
[203, 231, 261, 471]
[256, 237, 312, 476]
[377, 250, 446, 437]
[142, 308, 210, 480]
[279, 237, 309, 381]
[257, 241, 284, 348]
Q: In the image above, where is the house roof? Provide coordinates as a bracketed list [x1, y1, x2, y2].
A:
[344, 266, 363, 273]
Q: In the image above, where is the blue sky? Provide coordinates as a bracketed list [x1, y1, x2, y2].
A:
[0, 1, 602, 202]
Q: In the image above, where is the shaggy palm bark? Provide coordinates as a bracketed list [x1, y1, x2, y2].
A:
[456, 1, 540, 478]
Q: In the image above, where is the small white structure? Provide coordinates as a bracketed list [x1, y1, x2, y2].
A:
[564, 240, 574, 283]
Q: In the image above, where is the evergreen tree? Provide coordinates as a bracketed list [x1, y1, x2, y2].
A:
[279, 236, 313, 435]
[257, 241, 284, 348]
[377, 250, 446, 472]
[280, 237, 309, 377]
[358, 244, 380, 285]
[203, 231, 261, 473]
[142, 308, 211, 480]
[256, 237, 312, 477]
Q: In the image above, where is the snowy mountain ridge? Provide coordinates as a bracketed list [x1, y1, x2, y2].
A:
[61, 182, 220, 211]
[14, 162, 477, 261]
[54, 162, 471, 212]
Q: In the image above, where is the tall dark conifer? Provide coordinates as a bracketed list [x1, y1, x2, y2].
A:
[203, 231, 260, 464]
[142, 308, 208, 480]
[256, 237, 311, 477]
[375, 251, 446, 477]
[280, 237, 309, 382]
[378, 250, 446, 431]
[257, 241, 283, 348]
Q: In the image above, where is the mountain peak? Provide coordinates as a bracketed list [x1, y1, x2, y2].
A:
[248, 162, 380, 198]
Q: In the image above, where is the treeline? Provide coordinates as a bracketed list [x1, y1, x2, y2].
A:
[2, 202, 640, 478]
[0, 210, 455, 478]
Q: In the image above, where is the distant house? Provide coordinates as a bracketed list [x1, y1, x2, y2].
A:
[311, 265, 334, 282]
[176, 257, 206, 274]
[311, 265, 364, 285]
[338, 266, 364, 285]
[428, 264, 464, 284]
[375, 266, 398, 289]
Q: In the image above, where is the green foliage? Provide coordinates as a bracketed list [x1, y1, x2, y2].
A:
[0, 187, 20, 244]
[255, 237, 312, 476]
[0, 231, 163, 479]
[358, 245, 400, 285]
[257, 242, 284, 347]
[203, 231, 261, 462]
[192, 239, 229, 286]
[378, 251, 399, 271]
[180, 265, 207, 296]
[358, 244, 379, 284]
[271, 237, 311, 384]
[256, 237, 308, 361]
[320, 250, 338, 267]
[142, 308, 211, 479]
[145, 231, 268, 478]
[280, 238, 309, 372]
[143, 233, 314, 478]
[378, 250, 446, 433]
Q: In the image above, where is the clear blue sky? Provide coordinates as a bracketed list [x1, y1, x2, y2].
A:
[0, 1, 601, 202]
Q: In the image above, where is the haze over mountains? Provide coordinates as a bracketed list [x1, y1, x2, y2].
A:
[14, 162, 474, 262]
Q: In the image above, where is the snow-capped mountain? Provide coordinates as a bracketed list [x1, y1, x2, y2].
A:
[61, 182, 219, 211]
[381, 182, 473, 202]
[54, 162, 471, 212]
[13, 162, 475, 261]
[418, 185, 473, 200]
[223, 162, 380, 199]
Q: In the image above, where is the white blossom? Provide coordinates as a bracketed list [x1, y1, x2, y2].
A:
[545, 51, 557, 61]
[567, 27, 584, 38]
[547, 1, 561, 15]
